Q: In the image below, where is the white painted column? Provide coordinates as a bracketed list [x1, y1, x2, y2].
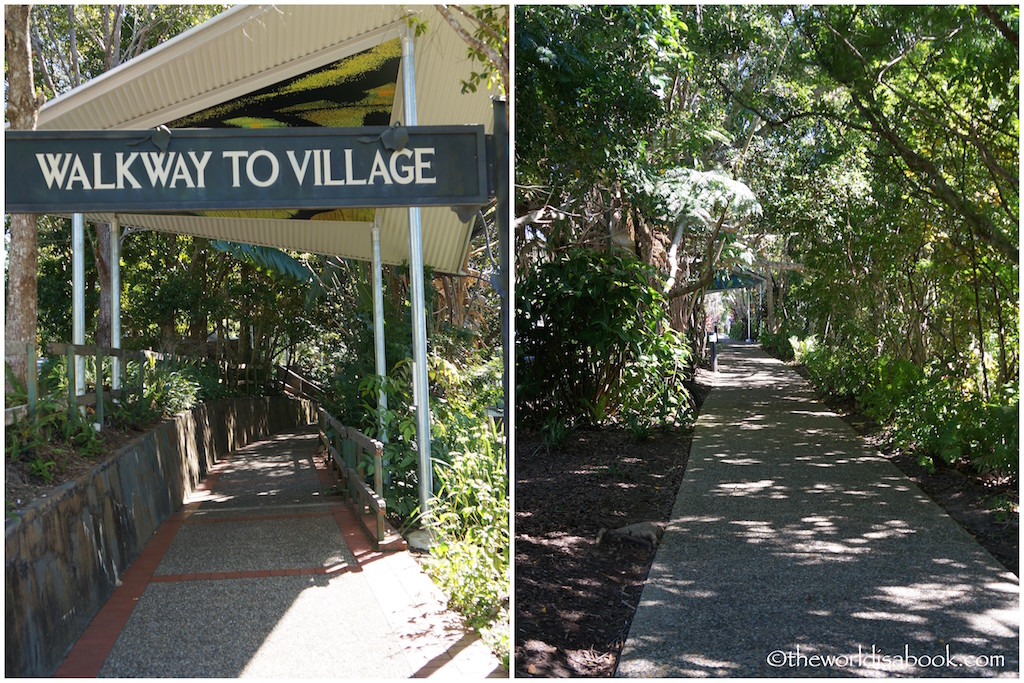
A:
[402, 30, 433, 522]
[111, 216, 122, 393]
[746, 288, 752, 342]
[72, 213, 86, 402]
[371, 222, 388, 441]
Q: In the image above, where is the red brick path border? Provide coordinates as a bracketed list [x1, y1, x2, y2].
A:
[52, 432, 505, 678]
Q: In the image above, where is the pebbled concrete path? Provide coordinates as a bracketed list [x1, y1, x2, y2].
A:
[617, 340, 1019, 678]
[54, 426, 504, 678]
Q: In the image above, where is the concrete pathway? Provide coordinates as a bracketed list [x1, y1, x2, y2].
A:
[617, 341, 1019, 678]
[54, 426, 504, 678]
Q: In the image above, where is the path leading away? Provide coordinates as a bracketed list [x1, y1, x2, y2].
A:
[54, 426, 503, 678]
[618, 341, 1019, 678]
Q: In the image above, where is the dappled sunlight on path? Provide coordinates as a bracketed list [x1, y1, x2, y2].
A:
[617, 341, 1019, 678]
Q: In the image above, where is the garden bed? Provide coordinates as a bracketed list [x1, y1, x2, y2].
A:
[515, 426, 694, 677]
[514, 379, 711, 677]
[6, 418, 161, 520]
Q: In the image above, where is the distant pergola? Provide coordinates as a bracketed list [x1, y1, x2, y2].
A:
[24, 4, 505, 518]
[708, 269, 769, 342]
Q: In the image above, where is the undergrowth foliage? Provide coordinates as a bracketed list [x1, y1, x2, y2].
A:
[425, 433, 509, 665]
[792, 339, 1019, 478]
[4, 354, 241, 490]
[353, 349, 509, 666]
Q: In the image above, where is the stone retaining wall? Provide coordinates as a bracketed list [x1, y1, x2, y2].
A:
[4, 396, 315, 677]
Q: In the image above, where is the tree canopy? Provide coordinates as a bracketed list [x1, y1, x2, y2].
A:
[515, 4, 1018, 475]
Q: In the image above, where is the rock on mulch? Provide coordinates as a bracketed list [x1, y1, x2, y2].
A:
[514, 386, 709, 679]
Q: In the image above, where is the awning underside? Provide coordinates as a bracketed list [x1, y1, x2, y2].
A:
[34, 5, 497, 274]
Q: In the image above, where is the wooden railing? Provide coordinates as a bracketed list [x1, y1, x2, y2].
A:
[5, 341, 154, 426]
[4, 341, 268, 427]
[277, 366, 326, 404]
[317, 408, 386, 547]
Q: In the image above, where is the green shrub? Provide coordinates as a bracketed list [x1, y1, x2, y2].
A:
[354, 349, 509, 664]
[789, 334, 818, 363]
[802, 343, 869, 400]
[758, 328, 795, 360]
[357, 362, 422, 524]
[891, 374, 1018, 476]
[5, 396, 105, 483]
[794, 342, 1018, 478]
[145, 363, 201, 415]
[425, 442, 509, 667]
[859, 357, 924, 422]
[109, 393, 161, 431]
[138, 357, 228, 417]
[517, 248, 693, 432]
[355, 350, 505, 527]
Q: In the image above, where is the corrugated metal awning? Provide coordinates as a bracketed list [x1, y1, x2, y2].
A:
[34, 4, 498, 274]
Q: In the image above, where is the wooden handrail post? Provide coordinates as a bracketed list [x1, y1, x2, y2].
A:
[373, 444, 383, 500]
[138, 352, 145, 401]
[373, 443, 385, 542]
[26, 341, 37, 414]
[95, 349, 104, 426]
[66, 346, 77, 423]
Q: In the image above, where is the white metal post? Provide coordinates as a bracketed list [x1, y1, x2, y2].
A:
[746, 288, 752, 342]
[371, 223, 388, 441]
[757, 284, 762, 339]
[402, 30, 433, 522]
[72, 213, 86, 402]
[111, 216, 122, 393]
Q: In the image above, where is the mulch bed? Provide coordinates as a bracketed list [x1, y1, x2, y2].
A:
[514, 381, 711, 678]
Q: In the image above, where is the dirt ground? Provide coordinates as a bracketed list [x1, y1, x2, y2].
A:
[515, 425, 695, 677]
[514, 379, 711, 678]
[514, 362, 1018, 678]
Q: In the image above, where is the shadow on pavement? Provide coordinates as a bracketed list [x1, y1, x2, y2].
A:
[618, 341, 1019, 678]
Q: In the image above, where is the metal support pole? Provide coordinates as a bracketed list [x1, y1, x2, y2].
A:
[72, 213, 86, 406]
[371, 224, 388, 442]
[402, 30, 433, 523]
[757, 284, 762, 339]
[26, 341, 37, 412]
[493, 97, 510, 471]
[745, 288, 752, 343]
[711, 325, 719, 372]
[111, 216, 122, 394]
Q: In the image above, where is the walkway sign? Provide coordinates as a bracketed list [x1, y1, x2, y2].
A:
[5, 125, 489, 213]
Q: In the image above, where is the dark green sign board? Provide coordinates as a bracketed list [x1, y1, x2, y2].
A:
[5, 126, 489, 213]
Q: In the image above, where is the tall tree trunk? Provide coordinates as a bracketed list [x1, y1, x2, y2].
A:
[188, 238, 209, 351]
[989, 267, 1009, 388]
[91, 223, 113, 348]
[4, 5, 43, 389]
[967, 228, 990, 400]
[82, 8, 126, 355]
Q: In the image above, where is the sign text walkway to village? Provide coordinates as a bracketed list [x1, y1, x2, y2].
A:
[5, 126, 489, 213]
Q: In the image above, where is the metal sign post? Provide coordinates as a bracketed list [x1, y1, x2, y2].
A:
[493, 97, 510, 477]
[402, 31, 433, 525]
[72, 214, 86, 406]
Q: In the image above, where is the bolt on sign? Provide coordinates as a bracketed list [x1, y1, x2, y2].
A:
[5, 126, 489, 213]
